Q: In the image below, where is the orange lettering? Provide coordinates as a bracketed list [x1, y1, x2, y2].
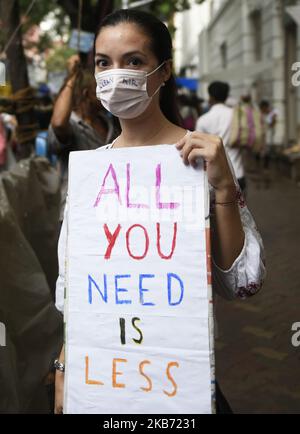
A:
[85, 356, 103, 385]
[112, 358, 127, 388]
[139, 360, 152, 392]
[163, 361, 179, 397]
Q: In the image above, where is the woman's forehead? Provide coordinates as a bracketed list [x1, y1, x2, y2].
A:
[95, 22, 152, 55]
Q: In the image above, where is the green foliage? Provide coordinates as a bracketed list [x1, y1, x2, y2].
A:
[1, 0, 207, 54]
[16, 0, 207, 41]
[151, 0, 205, 20]
[113, 0, 206, 25]
[45, 45, 77, 72]
[19, 0, 58, 27]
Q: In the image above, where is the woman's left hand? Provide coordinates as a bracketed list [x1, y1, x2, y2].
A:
[176, 131, 236, 194]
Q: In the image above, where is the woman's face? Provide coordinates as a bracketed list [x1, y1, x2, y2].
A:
[94, 22, 170, 98]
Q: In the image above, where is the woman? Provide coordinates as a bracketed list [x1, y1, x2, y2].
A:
[48, 58, 117, 221]
[54, 9, 265, 414]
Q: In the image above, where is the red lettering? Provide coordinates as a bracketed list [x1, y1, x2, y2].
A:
[126, 224, 149, 260]
[104, 224, 121, 259]
[156, 223, 177, 260]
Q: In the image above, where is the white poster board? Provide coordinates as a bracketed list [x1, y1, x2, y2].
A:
[64, 145, 212, 414]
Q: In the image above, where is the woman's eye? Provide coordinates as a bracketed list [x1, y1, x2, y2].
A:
[96, 59, 108, 68]
[128, 57, 143, 67]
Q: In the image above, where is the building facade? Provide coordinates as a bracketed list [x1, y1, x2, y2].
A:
[175, 0, 300, 146]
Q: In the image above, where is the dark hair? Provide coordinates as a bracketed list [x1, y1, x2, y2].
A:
[94, 9, 182, 126]
[259, 99, 270, 109]
[208, 81, 230, 103]
[72, 69, 96, 111]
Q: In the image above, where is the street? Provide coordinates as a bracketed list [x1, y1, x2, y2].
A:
[216, 158, 300, 414]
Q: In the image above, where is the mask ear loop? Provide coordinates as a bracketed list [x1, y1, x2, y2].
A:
[146, 59, 171, 96]
[146, 58, 172, 77]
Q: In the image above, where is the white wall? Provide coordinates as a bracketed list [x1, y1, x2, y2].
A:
[176, 0, 300, 145]
[174, 0, 210, 75]
[198, 0, 291, 145]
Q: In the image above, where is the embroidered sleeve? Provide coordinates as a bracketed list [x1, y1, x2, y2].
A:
[211, 188, 266, 300]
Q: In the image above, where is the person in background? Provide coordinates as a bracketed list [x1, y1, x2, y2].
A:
[0, 113, 17, 171]
[237, 93, 264, 170]
[259, 100, 278, 169]
[48, 55, 118, 221]
[196, 81, 246, 193]
[178, 93, 198, 130]
[0, 114, 6, 170]
[35, 83, 53, 130]
[191, 92, 204, 118]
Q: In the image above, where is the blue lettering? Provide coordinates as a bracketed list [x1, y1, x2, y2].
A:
[87, 273, 185, 307]
[115, 275, 132, 305]
[139, 274, 155, 306]
[99, 77, 113, 89]
[88, 274, 107, 304]
[167, 273, 184, 306]
[122, 78, 138, 87]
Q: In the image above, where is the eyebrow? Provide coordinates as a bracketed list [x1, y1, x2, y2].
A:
[95, 51, 147, 59]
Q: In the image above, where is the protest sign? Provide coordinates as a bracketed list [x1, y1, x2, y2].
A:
[64, 145, 213, 414]
[69, 30, 95, 53]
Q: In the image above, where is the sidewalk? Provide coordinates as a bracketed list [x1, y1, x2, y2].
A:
[215, 160, 300, 414]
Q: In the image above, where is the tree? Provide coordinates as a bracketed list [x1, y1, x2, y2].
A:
[150, 0, 205, 18]
[0, 0, 115, 159]
[0, 0, 36, 158]
[46, 46, 77, 72]
[56, 0, 113, 32]
[15, 0, 115, 34]
[0, 0, 206, 159]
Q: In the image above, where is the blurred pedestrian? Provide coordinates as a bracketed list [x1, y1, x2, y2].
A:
[0, 113, 17, 171]
[178, 93, 198, 130]
[48, 55, 117, 220]
[0, 114, 6, 169]
[35, 83, 53, 131]
[229, 93, 264, 177]
[259, 100, 278, 169]
[196, 81, 246, 193]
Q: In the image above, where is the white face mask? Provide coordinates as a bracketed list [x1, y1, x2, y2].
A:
[95, 62, 166, 119]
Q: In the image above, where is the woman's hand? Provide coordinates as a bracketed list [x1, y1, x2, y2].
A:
[176, 132, 244, 270]
[176, 131, 236, 198]
[54, 370, 64, 414]
[67, 54, 80, 76]
[54, 345, 65, 414]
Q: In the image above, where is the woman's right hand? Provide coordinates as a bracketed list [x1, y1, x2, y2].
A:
[54, 370, 64, 414]
[67, 54, 80, 76]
